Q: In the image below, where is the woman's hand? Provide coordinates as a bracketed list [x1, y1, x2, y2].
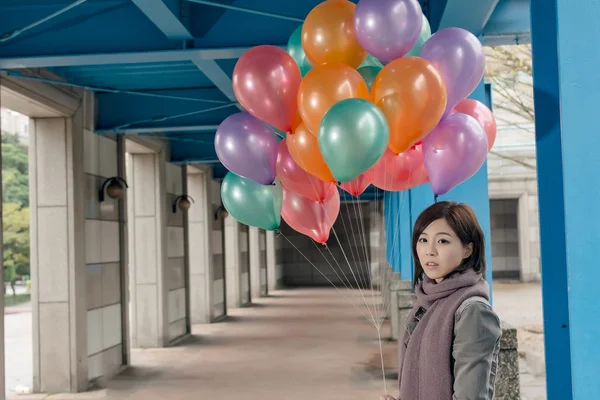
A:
[380, 395, 396, 400]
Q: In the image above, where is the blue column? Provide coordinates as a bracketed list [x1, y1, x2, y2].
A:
[531, 1, 600, 398]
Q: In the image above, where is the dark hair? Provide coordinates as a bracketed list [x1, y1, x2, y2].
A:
[412, 201, 486, 287]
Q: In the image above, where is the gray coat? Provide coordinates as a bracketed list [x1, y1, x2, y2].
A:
[406, 296, 502, 399]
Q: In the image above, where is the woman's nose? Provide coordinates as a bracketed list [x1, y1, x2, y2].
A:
[426, 243, 437, 256]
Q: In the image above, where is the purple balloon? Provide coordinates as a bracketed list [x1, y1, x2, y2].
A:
[422, 113, 488, 195]
[420, 28, 485, 115]
[354, 0, 423, 63]
[215, 112, 279, 185]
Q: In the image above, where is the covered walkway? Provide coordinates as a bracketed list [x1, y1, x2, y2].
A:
[13, 288, 394, 400]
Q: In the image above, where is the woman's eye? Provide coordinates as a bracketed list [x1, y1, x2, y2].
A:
[438, 239, 449, 244]
[418, 238, 427, 243]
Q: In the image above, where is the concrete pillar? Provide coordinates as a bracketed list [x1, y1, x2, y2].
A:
[29, 114, 88, 392]
[224, 216, 241, 308]
[165, 163, 189, 342]
[0, 108, 4, 399]
[258, 229, 268, 296]
[126, 150, 169, 348]
[266, 230, 277, 292]
[249, 227, 262, 300]
[186, 167, 214, 324]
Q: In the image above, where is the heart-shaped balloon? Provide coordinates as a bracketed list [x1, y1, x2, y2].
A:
[221, 172, 283, 231]
[339, 173, 371, 197]
[276, 139, 334, 202]
[281, 185, 340, 244]
[366, 146, 428, 191]
[215, 112, 279, 185]
[422, 113, 488, 195]
[319, 98, 389, 183]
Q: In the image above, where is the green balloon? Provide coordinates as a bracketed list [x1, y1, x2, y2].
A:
[287, 25, 312, 77]
[406, 14, 432, 57]
[221, 172, 283, 231]
[318, 99, 389, 183]
[357, 66, 382, 90]
[359, 54, 384, 69]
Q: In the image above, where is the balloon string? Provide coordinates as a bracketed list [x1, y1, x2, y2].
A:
[434, 194, 439, 203]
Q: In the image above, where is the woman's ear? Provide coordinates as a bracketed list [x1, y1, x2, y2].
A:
[463, 243, 474, 259]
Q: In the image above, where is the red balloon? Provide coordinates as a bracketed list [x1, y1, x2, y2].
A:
[365, 146, 429, 191]
[339, 173, 371, 197]
[453, 99, 497, 151]
[276, 140, 334, 202]
[233, 45, 302, 132]
[281, 185, 340, 244]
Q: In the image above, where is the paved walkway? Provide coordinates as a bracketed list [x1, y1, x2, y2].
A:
[6, 283, 547, 399]
[11, 288, 395, 400]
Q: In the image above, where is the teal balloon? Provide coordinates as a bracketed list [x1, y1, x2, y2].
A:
[359, 53, 384, 68]
[357, 66, 382, 90]
[406, 14, 432, 57]
[318, 99, 389, 183]
[287, 25, 312, 77]
[221, 172, 283, 231]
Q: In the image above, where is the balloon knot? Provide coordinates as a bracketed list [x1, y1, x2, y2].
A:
[286, 129, 294, 135]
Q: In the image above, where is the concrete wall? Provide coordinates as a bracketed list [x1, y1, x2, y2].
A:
[238, 224, 251, 305]
[165, 164, 188, 341]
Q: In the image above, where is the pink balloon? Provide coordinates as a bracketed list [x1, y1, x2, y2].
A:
[282, 185, 340, 244]
[453, 99, 497, 151]
[339, 173, 371, 197]
[422, 113, 488, 195]
[233, 46, 302, 132]
[276, 139, 333, 202]
[365, 146, 429, 191]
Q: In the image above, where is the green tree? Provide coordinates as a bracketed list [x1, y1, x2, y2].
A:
[2, 131, 29, 207]
[3, 203, 30, 285]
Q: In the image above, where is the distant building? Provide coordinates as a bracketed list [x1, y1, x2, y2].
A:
[1, 106, 29, 142]
[487, 69, 540, 282]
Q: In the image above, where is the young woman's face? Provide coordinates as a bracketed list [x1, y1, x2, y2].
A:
[416, 218, 473, 283]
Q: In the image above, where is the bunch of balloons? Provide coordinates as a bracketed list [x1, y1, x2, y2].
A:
[216, 0, 497, 244]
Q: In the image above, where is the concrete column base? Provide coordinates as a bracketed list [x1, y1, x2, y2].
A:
[496, 322, 521, 400]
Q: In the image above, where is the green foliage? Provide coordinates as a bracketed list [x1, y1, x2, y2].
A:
[1, 130, 30, 281]
[2, 131, 29, 207]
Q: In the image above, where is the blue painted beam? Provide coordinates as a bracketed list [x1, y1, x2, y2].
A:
[531, 0, 600, 398]
[96, 88, 236, 130]
[96, 124, 219, 134]
[191, 58, 243, 110]
[484, 0, 530, 37]
[0, 45, 285, 69]
[437, 0, 500, 34]
[130, 0, 193, 40]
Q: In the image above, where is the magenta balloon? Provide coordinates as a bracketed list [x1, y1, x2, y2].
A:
[354, 0, 423, 63]
[422, 113, 488, 195]
[420, 28, 485, 114]
[214, 112, 279, 185]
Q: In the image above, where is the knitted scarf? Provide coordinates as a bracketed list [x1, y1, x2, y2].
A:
[398, 268, 489, 400]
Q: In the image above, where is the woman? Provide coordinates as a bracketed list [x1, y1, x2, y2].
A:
[382, 201, 502, 400]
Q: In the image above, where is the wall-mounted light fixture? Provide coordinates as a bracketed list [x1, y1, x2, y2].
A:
[172, 195, 194, 213]
[99, 177, 128, 202]
[214, 205, 229, 220]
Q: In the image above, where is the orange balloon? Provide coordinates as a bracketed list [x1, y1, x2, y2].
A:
[291, 110, 303, 131]
[287, 123, 336, 183]
[372, 57, 447, 154]
[302, 0, 367, 68]
[298, 63, 370, 135]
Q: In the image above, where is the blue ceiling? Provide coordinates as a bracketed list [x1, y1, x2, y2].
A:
[0, 0, 531, 196]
